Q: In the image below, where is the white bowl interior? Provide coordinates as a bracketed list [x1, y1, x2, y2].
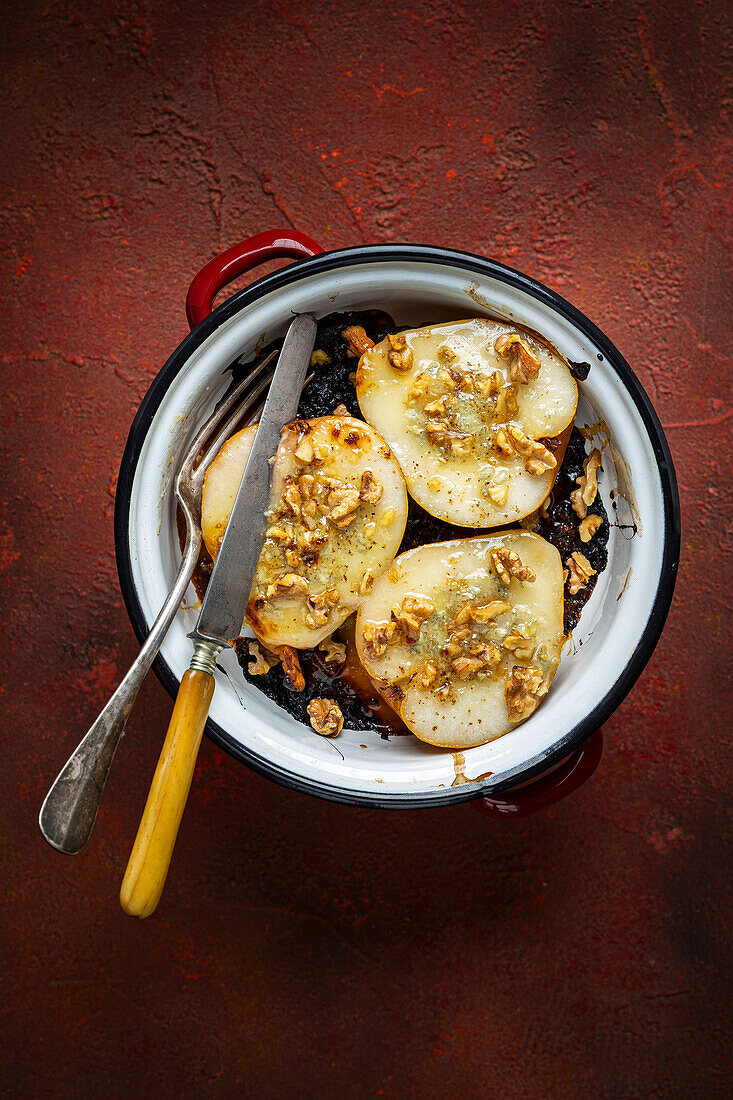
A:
[127, 260, 665, 801]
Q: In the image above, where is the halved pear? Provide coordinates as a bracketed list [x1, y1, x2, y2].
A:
[356, 318, 578, 527]
[201, 416, 408, 649]
[355, 531, 564, 748]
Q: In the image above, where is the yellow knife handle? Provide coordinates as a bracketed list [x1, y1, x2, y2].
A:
[120, 665, 216, 918]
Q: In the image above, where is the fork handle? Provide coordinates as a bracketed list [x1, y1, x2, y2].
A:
[38, 531, 202, 855]
[120, 643, 220, 918]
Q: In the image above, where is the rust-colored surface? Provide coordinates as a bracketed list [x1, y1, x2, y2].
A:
[2, 1, 731, 1096]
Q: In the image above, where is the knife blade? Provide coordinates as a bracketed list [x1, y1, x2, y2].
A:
[193, 312, 317, 647]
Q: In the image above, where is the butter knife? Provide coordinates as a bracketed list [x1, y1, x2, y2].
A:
[119, 313, 316, 918]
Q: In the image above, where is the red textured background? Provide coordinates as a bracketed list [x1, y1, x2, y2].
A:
[2, 1, 731, 1096]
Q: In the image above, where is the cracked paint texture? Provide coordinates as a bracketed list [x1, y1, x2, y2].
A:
[1, 0, 731, 1097]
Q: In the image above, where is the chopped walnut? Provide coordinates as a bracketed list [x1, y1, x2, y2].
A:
[281, 476, 302, 517]
[305, 586, 340, 628]
[392, 595, 435, 644]
[278, 645, 305, 691]
[451, 643, 501, 679]
[566, 551, 596, 595]
[333, 402, 350, 416]
[485, 481, 509, 507]
[494, 333, 542, 384]
[319, 638, 347, 664]
[571, 449, 602, 517]
[503, 628, 535, 660]
[462, 369, 502, 399]
[247, 640, 279, 676]
[387, 332, 413, 371]
[436, 365, 461, 391]
[440, 625, 471, 660]
[310, 348, 331, 367]
[342, 325, 375, 357]
[438, 345, 457, 362]
[494, 427, 514, 457]
[579, 514, 603, 543]
[266, 573, 309, 599]
[424, 395, 448, 417]
[505, 664, 548, 721]
[294, 433, 314, 464]
[453, 600, 510, 627]
[412, 660, 440, 689]
[433, 681, 453, 702]
[490, 547, 536, 586]
[307, 698, 344, 737]
[494, 384, 519, 420]
[426, 422, 474, 456]
[363, 618, 397, 658]
[358, 570, 375, 596]
[507, 425, 558, 475]
[326, 483, 361, 527]
[407, 372, 430, 404]
[298, 473, 316, 501]
[266, 522, 296, 546]
[359, 469, 383, 504]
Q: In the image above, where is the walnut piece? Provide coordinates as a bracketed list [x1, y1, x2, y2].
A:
[387, 332, 413, 371]
[307, 698, 344, 737]
[502, 628, 535, 660]
[571, 449, 602, 518]
[494, 333, 542, 385]
[506, 425, 558, 475]
[359, 469, 383, 504]
[363, 618, 398, 658]
[566, 552, 596, 595]
[333, 402, 350, 416]
[412, 660, 439, 689]
[494, 427, 514, 458]
[310, 348, 331, 367]
[451, 643, 501, 679]
[505, 664, 548, 721]
[294, 432, 314, 464]
[326, 482, 361, 527]
[490, 547, 536, 586]
[392, 595, 435, 644]
[363, 595, 434, 657]
[247, 640, 279, 676]
[319, 638, 347, 664]
[494, 384, 519, 420]
[306, 586, 340, 628]
[579, 514, 603, 543]
[342, 325, 375, 357]
[453, 600, 510, 626]
[278, 645, 305, 691]
[281, 475, 302, 517]
[266, 573, 309, 599]
[485, 481, 509, 507]
[426, 422, 474, 456]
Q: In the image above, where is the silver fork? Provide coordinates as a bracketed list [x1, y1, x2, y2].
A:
[39, 349, 278, 856]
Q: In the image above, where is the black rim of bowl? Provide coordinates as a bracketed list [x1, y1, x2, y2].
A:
[114, 244, 681, 809]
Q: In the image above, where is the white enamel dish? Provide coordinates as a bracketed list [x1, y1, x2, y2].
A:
[115, 243, 680, 808]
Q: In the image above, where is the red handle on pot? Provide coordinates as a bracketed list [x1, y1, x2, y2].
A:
[186, 229, 325, 329]
[474, 729, 603, 820]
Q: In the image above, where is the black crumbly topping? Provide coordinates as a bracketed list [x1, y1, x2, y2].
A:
[234, 639, 397, 737]
[535, 427, 609, 633]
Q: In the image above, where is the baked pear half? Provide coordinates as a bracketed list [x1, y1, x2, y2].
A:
[356, 318, 578, 527]
[355, 531, 564, 748]
[201, 415, 408, 648]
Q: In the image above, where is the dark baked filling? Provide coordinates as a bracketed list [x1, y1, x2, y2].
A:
[181, 310, 609, 736]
